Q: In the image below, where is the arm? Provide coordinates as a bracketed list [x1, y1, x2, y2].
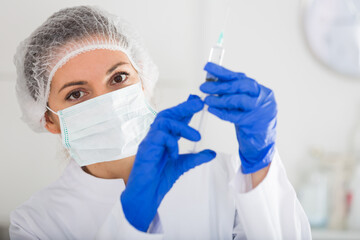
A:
[97, 95, 216, 238]
[231, 151, 311, 239]
[251, 164, 270, 188]
[9, 216, 37, 240]
[201, 62, 311, 239]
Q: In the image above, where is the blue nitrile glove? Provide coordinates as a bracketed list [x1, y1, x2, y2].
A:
[200, 62, 277, 174]
[121, 95, 216, 232]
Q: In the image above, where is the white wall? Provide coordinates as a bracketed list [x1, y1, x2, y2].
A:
[1, 0, 360, 228]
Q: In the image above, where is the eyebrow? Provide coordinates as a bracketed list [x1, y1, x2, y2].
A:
[58, 62, 129, 94]
[58, 81, 87, 93]
[106, 62, 129, 75]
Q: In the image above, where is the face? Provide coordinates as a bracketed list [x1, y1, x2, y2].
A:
[45, 49, 140, 134]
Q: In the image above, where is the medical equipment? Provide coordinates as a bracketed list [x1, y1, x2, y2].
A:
[205, 32, 225, 82]
[192, 33, 225, 153]
[200, 63, 277, 173]
[348, 164, 360, 230]
[47, 83, 156, 167]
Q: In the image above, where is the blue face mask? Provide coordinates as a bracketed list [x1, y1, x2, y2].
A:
[47, 82, 156, 166]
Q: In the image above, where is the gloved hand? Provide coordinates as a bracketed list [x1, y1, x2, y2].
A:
[121, 95, 216, 232]
[200, 62, 277, 174]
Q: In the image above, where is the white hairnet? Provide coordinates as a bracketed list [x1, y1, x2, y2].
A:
[14, 6, 158, 133]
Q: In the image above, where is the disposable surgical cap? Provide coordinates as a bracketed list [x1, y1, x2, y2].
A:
[14, 6, 158, 132]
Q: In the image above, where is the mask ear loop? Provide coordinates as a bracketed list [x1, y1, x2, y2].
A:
[46, 105, 58, 116]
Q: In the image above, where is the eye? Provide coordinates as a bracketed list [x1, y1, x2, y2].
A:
[66, 90, 86, 101]
[110, 72, 129, 85]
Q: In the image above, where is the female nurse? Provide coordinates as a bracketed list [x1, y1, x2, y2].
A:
[10, 5, 311, 239]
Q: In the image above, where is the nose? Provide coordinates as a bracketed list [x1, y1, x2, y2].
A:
[91, 82, 113, 98]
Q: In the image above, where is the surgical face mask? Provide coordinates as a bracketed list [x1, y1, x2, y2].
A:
[47, 82, 156, 166]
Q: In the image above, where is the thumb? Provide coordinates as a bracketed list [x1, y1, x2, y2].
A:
[204, 62, 245, 81]
[177, 149, 216, 174]
[164, 150, 216, 189]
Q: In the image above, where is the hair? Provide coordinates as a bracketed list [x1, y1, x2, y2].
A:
[23, 6, 128, 100]
[14, 6, 158, 132]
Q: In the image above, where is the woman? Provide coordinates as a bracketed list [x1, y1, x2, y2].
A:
[10, 5, 311, 239]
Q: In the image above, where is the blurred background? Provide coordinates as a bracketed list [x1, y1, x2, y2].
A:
[1, 0, 360, 239]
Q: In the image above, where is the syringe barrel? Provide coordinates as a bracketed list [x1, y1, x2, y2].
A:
[192, 45, 224, 153]
[206, 44, 225, 82]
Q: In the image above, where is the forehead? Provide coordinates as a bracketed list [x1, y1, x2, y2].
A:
[51, 49, 133, 86]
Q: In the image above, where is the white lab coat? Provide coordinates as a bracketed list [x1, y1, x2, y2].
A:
[10, 150, 311, 239]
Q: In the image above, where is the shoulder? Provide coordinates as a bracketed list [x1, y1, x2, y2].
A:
[12, 177, 69, 215]
[10, 166, 75, 238]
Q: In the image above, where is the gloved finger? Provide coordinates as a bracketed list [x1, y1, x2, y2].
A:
[182, 94, 202, 124]
[151, 118, 201, 142]
[188, 94, 201, 101]
[174, 150, 216, 178]
[156, 95, 204, 121]
[200, 78, 259, 96]
[157, 149, 216, 200]
[204, 62, 246, 81]
[204, 94, 258, 111]
[142, 131, 179, 159]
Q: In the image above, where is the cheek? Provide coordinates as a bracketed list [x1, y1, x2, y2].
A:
[54, 114, 61, 126]
[50, 112, 62, 131]
[132, 72, 140, 82]
[127, 73, 141, 87]
[47, 87, 68, 113]
[47, 88, 60, 110]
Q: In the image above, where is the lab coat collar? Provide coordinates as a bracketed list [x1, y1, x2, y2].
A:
[62, 159, 126, 203]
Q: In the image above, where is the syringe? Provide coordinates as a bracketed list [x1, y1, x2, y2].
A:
[192, 32, 225, 153]
[206, 32, 225, 81]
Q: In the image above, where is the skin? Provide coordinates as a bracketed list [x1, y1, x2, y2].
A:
[252, 165, 269, 188]
[45, 49, 139, 183]
[44, 48, 269, 188]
